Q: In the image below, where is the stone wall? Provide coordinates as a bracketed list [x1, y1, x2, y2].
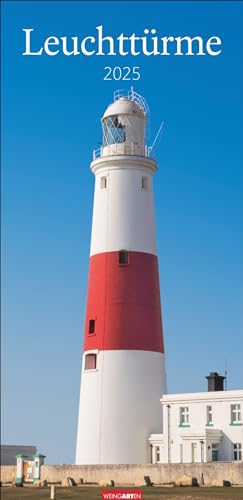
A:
[40, 462, 243, 486]
[0, 466, 16, 483]
[1, 463, 242, 486]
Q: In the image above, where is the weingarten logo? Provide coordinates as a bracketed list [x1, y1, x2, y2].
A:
[102, 490, 142, 500]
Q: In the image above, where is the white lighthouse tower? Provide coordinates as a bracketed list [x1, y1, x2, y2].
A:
[76, 89, 166, 465]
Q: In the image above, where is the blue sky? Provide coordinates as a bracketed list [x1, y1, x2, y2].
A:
[2, 1, 243, 464]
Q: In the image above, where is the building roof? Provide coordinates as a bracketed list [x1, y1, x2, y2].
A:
[161, 389, 243, 404]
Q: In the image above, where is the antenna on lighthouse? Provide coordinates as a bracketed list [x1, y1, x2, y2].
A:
[148, 121, 165, 156]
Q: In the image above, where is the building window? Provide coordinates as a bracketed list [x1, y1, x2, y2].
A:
[119, 250, 129, 265]
[154, 446, 160, 463]
[231, 404, 241, 423]
[206, 405, 213, 425]
[142, 176, 149, 190]
[100, 176, 107, 189]
[88, 319, 95, 334]
[233, 443, 242, 461]
[180, 407, 189, 425]
[84, 353, 97, 370]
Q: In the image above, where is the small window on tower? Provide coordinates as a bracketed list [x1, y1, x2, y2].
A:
[88, 319, 95, 334]
[142, 176, 149, 190]
[100, 176, 107, 189]
[119, 250, 129, 265]
[84, 353, 97, 370]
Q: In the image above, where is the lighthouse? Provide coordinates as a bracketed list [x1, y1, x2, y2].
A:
[76, 89, 166, 465]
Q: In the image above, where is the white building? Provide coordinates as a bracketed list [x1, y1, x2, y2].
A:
[149, 385, 243, 464]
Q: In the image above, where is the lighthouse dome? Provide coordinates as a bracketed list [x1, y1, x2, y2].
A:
[102, 97, 145, 120]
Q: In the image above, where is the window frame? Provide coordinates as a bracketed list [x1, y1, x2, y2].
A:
[141, 176, 149, 190]
[233, 443, 242, 461]
[84, 353, 97, 371]
[103, 115, 127, 146]
[231, 404, 241, 424]
[119, 250, 129, 266]
[88, 319, 96, 335]
[179, 406, 190, 426]
[100, 176, 107, 189]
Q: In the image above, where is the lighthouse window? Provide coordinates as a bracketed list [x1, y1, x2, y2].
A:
[88, 319, 95, 334]
[119, 250, 129, 265]
[103, 115, 126, 146]
[142, 176, 149, 190]
[100, 176, 107, 189]
[84, 353, 97, 370]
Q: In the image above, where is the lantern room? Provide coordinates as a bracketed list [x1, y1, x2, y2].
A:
[96, 89, 149, 158]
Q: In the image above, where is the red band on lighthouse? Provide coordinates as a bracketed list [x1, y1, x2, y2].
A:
[84, 251, 164, 353]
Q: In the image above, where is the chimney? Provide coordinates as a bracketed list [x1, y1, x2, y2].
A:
[206, 372, 225, 392]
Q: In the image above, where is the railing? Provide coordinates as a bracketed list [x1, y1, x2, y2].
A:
[93, 143, 155, 160]
[114, 89, 133, 101]
[93, 147, 102, 159]
[113, 88, 150, 116]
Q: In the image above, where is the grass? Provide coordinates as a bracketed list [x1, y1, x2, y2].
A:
[1, 486, 243, 500]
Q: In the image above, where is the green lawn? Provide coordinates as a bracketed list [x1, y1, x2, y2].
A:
[1, 486, 243, 500]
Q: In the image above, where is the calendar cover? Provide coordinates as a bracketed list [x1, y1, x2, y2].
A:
[2, 0, 243, 482]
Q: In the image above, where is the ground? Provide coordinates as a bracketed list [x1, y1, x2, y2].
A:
[1, 486, 243, 500]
